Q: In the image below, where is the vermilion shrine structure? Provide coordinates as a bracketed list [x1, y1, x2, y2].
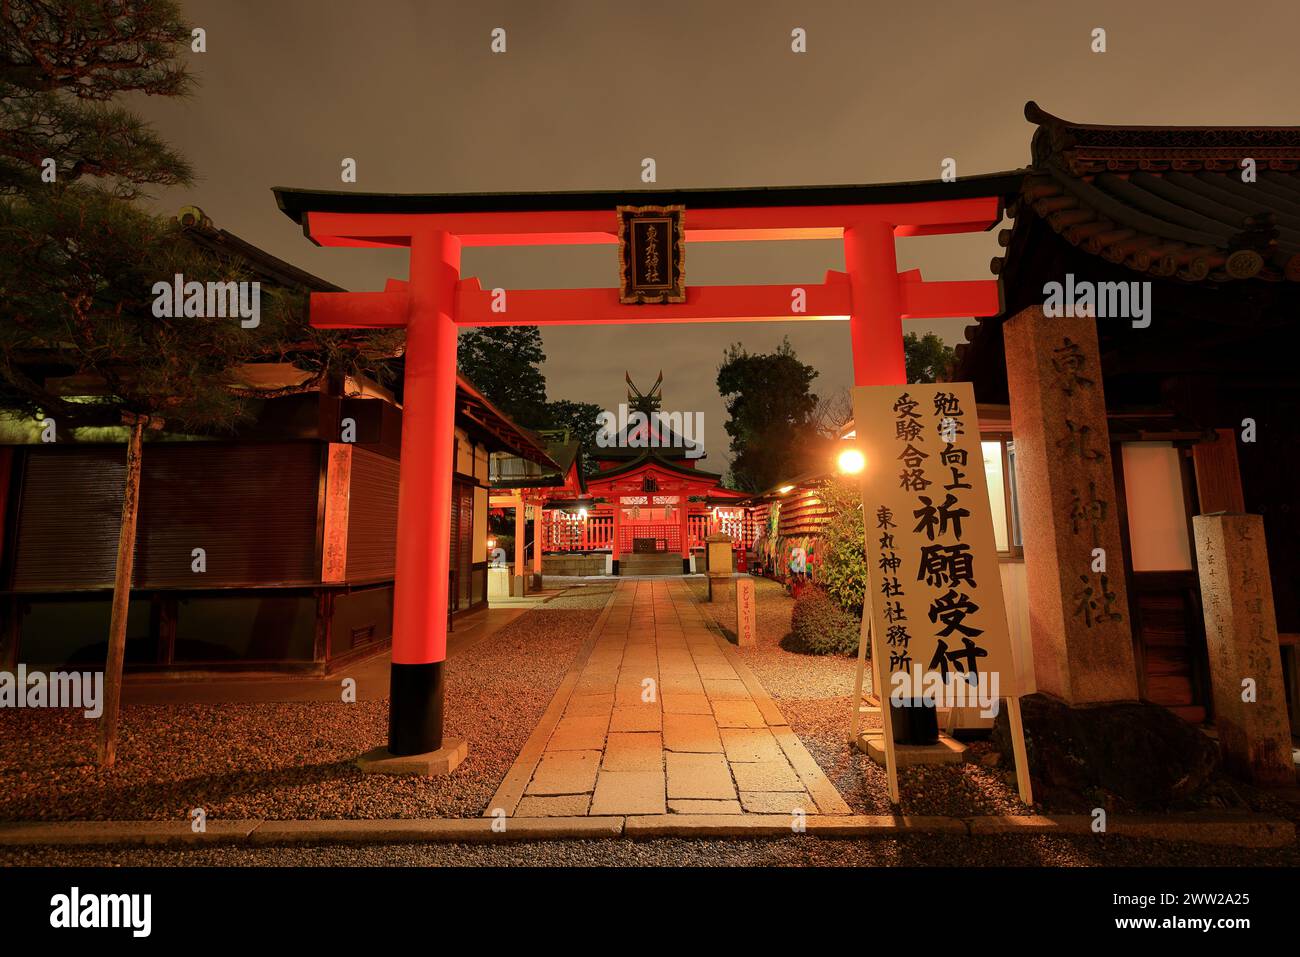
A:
[273, 174, 1020, 759]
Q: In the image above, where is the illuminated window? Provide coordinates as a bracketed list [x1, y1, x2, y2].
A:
[981, 437, 1022, 557]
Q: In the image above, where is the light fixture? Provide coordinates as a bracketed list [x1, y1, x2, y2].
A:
[577, 508, 588, 520]
[778, 485, 794, 494]
[837, 448, 865, 474]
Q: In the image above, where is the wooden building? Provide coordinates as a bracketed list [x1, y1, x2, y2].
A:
[954, 103, 1300, 727]
[495, 374, 751, 578]
[0, 211, 555, 674]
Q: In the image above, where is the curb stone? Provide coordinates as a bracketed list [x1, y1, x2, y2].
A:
[0, 812, 1291, 848]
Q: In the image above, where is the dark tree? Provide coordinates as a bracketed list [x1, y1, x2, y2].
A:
[904, 331, 956, 384]
[457, 326, 549, 426]
[0, 0, 195, 197]
[543, 398, 603, 476]
[716, 337, 818, 493]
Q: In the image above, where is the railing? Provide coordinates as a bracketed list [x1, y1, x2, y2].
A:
[540, 513, 760, 552]
[619, 523, 681, 553]
[541, 515, 613, 552]
[688, 514, 709, 549]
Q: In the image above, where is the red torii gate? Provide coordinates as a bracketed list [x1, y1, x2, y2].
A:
[273, 174, 1018, 760]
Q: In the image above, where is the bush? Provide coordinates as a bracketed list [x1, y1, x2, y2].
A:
[791, 586, 863, 656]
[815, 478, 867, 616]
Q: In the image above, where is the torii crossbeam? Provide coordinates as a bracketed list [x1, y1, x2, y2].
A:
[272, 173, 1019, 760]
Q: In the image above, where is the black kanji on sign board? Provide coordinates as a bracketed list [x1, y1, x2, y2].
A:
[617, 205, 685, 303]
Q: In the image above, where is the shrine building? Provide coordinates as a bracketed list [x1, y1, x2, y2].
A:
[491, 372, 752, 584]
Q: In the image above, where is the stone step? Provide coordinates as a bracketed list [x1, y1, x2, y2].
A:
[619, 554, 685, 576]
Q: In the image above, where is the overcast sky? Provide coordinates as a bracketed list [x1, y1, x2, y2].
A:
[133, 0, 1299, 467]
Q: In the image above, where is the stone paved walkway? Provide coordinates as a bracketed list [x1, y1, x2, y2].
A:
[488, 579, 850, 818]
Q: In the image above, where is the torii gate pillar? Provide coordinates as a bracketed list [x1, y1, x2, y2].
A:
[281, 184, 1008, 774]
[845, 220, 905, 388]
[387, 230, 461, 756]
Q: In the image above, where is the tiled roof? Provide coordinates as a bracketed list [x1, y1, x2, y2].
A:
[996, 103, 1300, 282]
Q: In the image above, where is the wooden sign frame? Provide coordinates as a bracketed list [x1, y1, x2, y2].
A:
[617, 205, 685, 304]
[849, 382, 1033, 808]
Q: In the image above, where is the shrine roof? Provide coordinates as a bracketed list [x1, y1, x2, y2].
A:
[1002, 101, 1300, 282]
[456, 373, 559, 470]
[587, 450, 724, 484]
[271, 171, 1026, 223]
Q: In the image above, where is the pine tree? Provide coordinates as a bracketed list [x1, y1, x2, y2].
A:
[0, 2, 389, 765]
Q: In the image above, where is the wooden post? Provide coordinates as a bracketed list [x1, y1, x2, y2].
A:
[97, 413, 147, 767]
[849, 611, 871, 741]
[513, 500, 525, 595]
[678, 499, 690, 573]
[1006, 697, 1034, 806]
[611, 502, 622, 576]
[531, 500, 542, 585]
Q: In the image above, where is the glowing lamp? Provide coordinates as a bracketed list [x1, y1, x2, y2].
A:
[778, 485, 794, 494]
[837, 448, 865, 474]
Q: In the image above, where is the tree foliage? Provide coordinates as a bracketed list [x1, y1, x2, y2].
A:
[716, 337, 818, 493]
[457, 325, 549, 426]
[1, 0, 195, 198]
[904, 331, 956, 384]
[543, 397, 603, 476]
[0, 188, 392, 433]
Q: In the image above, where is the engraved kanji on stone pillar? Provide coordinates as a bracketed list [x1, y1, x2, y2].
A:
[1004, 306, 1138, 704]
[1193, 512, 1293, 786]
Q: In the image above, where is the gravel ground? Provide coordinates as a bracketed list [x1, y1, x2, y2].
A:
[690, 577, 1300, 831]
[0, 603, 601, 822]
[2, 832, 1296, 867]
[538, 581, 617, 610]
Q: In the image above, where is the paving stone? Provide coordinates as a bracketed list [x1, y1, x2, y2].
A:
[547, 713, 610, 751]
[695, 659, 739, 681]
[669, 799, 744, 815]
[658, 659, 699, 678]
[515, 794, 592, 817]
[659, 674, 705, 695]
[720, 727, 784, 763]
[608, 704, 662, 733]
[526, 750, 601, 795]
[589, 770, 667, 815]
[574, 673, 617, 694]
[738, 791, 812, 815]
[666, 752, 736, 800]
[712, 699, 766, 728]
[662, 712, 724, 753]
[602, 732, 664, 772]
[614, 682, 654, 707]
[566, 693, 614, 717]
[702, 679, 749, 701]
[731, 759, 803, 792]
[662, 692, 712, 715]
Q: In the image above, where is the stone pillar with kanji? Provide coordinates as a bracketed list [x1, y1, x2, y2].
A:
[1004, 306, 1138, 704]
[1194, 513, 1294, 785]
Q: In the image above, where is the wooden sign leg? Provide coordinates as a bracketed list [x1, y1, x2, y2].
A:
[1006, 696, 1033, 807]
[870, 622, 900, 806]
[849, 612, 870, 742]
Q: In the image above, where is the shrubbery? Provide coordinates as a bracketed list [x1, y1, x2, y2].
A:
[791, 586, 862, 656]
[816, 478, 867, 616]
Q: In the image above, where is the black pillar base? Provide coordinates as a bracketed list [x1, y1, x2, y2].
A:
[612, 559, 620, 576]
[388, 661, 445, 756]
[682, 557, 691, 574]
[891, 698, 939, 746]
